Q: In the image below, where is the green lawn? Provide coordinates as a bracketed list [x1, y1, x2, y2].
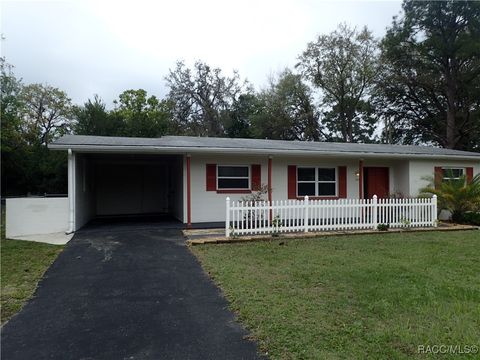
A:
[192, 231, 480, 359]
[1, 207, 63, 324]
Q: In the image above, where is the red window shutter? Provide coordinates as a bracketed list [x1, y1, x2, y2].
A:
[206, 164, 216, 191]
[251, 164, 261, 190]
[466, 167, 473, 183]
[288, 165, 297, 199]
[434, 166, 443, 189]
[338, 166, 347, 198]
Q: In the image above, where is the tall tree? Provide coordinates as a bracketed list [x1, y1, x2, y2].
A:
[166, 60, 248, 136]
[1, 58, 28, 195]
[378, 0, 480, 150]
[1, 58, 24, 152]
[113, 89, 172, 137]
[20, 83, 74, 145]
[297, 24, 378, 143]
[74, 95, 125, 136]
[252, 69, 322, 141]
[1, 60, 68, 195]
[222, 93, 259, 138]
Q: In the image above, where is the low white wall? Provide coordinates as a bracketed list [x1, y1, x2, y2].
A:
[6, 197, 69, 238]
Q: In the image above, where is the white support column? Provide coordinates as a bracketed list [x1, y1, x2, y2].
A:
[225, 197, 231, 238]
[67, 149, 76, 234]
[372, 195, 378, 230]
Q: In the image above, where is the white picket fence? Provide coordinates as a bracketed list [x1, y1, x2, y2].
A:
[225, 195, 438, 237]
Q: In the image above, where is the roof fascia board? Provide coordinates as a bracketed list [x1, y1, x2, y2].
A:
[48, 144, 480, 161]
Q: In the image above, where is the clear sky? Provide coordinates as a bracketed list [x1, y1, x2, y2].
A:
[1, 0, 403, 106]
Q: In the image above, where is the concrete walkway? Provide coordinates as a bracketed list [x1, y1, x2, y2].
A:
[9, 232, 73, 245]
[1, 225, 262, 359]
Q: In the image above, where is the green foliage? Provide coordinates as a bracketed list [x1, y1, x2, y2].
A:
[377, 0, 480, 150]
[75, 91, 173, 138]
[20, 83, 74, 145]
[74, 95, 125, 136]
[461, 212, 480, 226]
[1, 58, 28, 195]
[222, 94, 259, 138]
[252, 69, 322, 141]
[113, 89, 173, 137]
[420, 173, 480, 222]
[1, 60, 68, 195]
[377, 223, 390, 231]
[166, 60, 249, 136]
[298, 24, 378, 143]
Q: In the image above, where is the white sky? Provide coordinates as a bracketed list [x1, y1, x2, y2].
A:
[1, 0, 402, 106]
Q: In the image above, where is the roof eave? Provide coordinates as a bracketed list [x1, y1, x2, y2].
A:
[48, 144, 480, 161]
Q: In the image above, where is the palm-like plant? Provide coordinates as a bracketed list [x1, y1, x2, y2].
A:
[420, 174, 480, 223]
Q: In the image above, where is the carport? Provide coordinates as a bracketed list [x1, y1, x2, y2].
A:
[70, 152, 184, 231]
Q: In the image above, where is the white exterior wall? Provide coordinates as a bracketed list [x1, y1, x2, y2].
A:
[188, 154, 449, 224]
[6, 197, 69, 237]
[189, 154, 362, 223]
[391, 161, 410, 196]
[408, 159, 480, 196]
[189, 154, 268, 223]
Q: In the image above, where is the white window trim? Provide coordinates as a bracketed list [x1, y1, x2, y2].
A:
[442, 167, 465, 181]
[217, 165, 251, 190]
[297, 167, 337, 197]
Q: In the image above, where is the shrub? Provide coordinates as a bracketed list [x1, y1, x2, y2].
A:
[377, 223, 390, 231]
[461, 212, 480, 226]
[420, 173, 480, 222]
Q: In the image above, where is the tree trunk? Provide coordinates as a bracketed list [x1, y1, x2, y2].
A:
[445, 60, 458, 149]
[445, 105, 456, 149]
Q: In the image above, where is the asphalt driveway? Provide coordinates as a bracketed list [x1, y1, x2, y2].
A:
[1, 224, 262, 359]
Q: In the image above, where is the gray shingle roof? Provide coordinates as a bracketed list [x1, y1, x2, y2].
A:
[49, 135, 480, 159]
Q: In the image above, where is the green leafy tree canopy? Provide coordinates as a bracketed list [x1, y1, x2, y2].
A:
[297, 23, 379, 143]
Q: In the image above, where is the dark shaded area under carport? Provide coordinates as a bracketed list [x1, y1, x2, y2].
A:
[1, 225, 263, 360]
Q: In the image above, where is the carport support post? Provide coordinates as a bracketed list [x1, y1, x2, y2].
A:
[67, 149, 76, 234]
[359, 159, 364, 199]
[186, 154, 192, 228]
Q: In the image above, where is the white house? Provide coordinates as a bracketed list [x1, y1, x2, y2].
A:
[6, 135, 480, 238]
[46, 135, 480, 232]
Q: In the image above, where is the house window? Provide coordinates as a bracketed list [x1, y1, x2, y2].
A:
[297, 167, 337, 197]
[217, 165, 250, 190]
[442, 168, 464, 182]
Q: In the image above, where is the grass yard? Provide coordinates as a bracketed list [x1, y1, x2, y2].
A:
[1, 207, 63, 324]
[192, 231, 480, 359]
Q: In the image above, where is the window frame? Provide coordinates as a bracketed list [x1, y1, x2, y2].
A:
[442, 167, 465, 182]
[297, 166, 337, 197]
[216, 165, 251, 190]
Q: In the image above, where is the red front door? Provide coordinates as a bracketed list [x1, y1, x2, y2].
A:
[364, 167, 389, 198]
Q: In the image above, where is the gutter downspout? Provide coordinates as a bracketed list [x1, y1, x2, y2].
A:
[66, 149, 75, 234]
[186, 154, 192, 228]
